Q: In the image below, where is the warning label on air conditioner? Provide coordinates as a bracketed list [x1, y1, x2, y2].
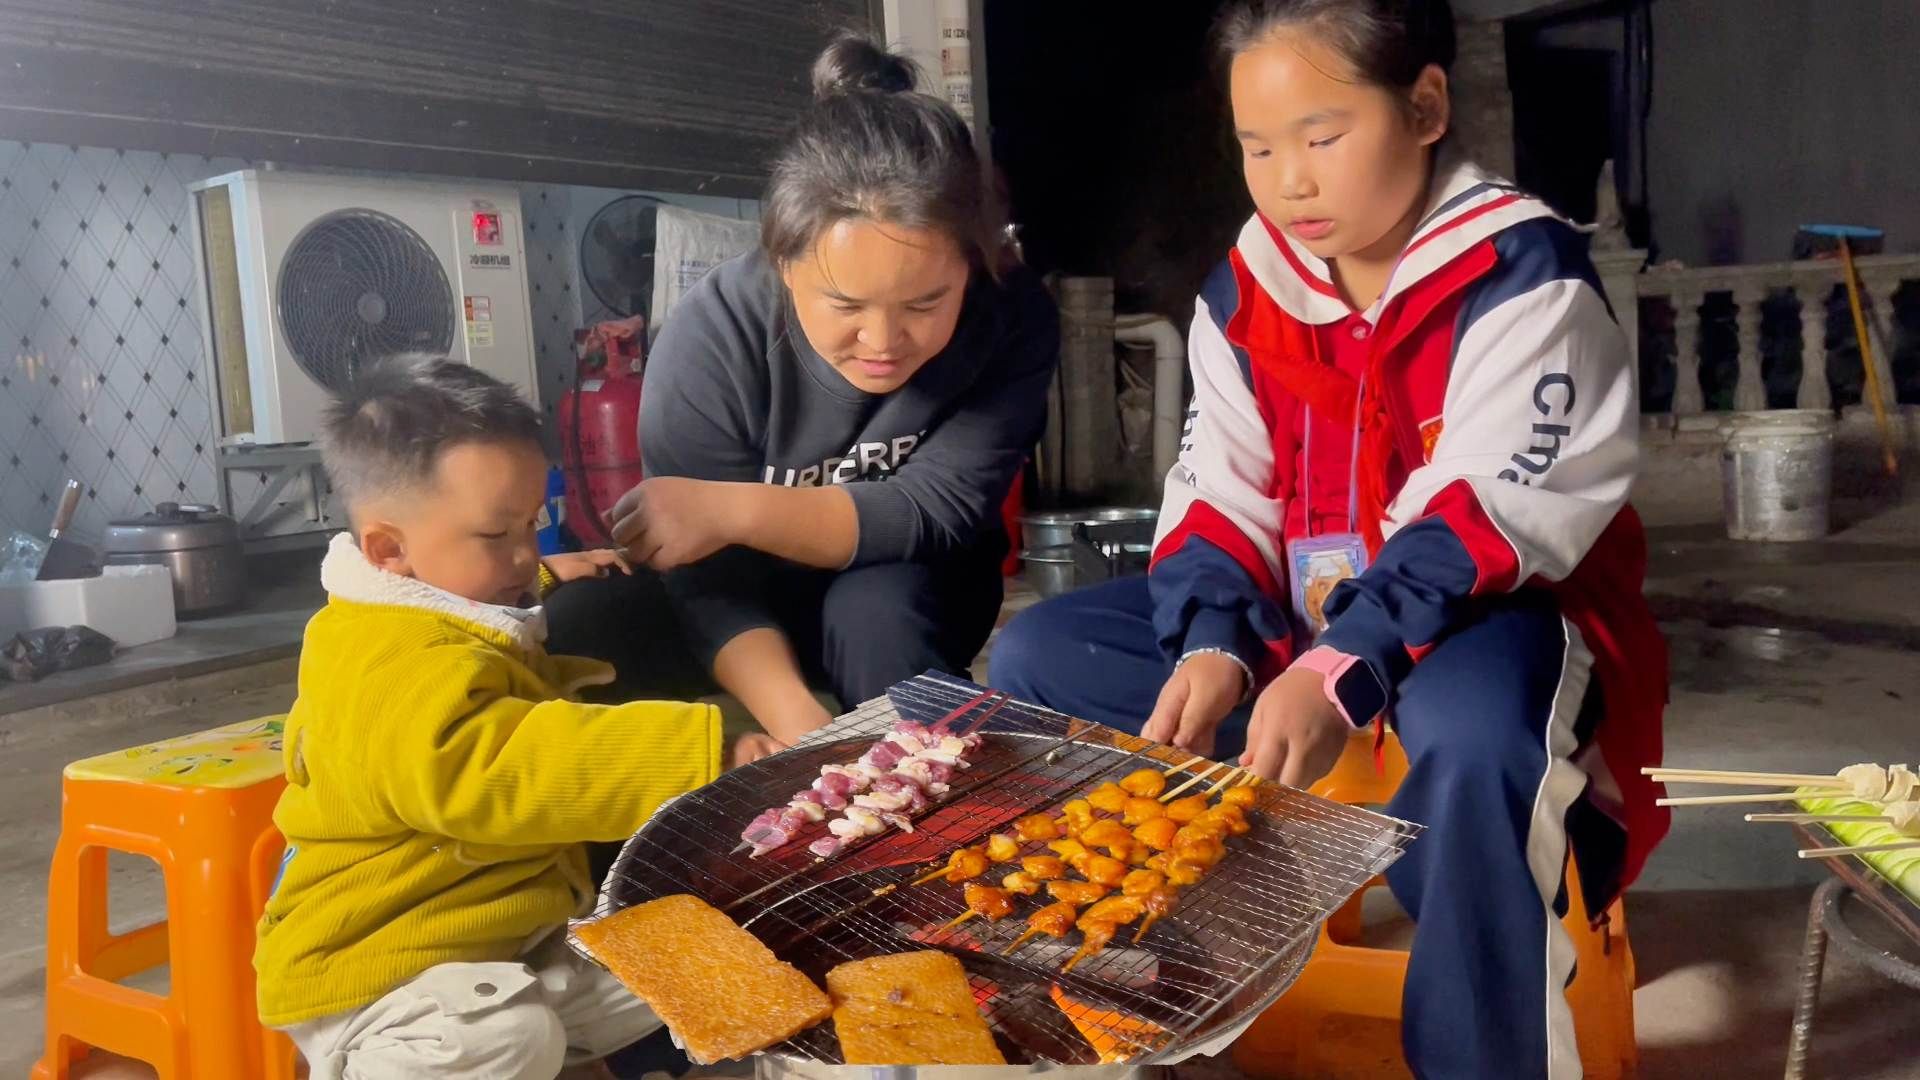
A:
[464, 295, 494, 349]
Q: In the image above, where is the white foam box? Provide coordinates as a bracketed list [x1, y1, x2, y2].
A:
[0, 564, 178, 648]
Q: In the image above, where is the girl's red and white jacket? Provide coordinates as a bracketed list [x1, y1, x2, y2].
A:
[1150, 155, 1669, 903]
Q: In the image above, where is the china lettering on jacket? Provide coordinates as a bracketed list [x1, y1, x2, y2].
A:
[1498, 373, 1577, 486]
[762, 432, 924, 488]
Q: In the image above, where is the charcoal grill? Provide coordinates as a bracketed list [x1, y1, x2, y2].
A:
[572, 673, 1421, 1066]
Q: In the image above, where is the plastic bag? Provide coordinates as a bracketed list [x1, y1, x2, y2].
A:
[0, 625, 117, 682]
[0, 529, 49, 585]
[650, 205, 759, 329]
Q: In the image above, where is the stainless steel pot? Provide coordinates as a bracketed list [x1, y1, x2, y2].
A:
[1019, 545, 1076, 599]
[1018, 507, 1157, 553]
[103, 502, 248, 616]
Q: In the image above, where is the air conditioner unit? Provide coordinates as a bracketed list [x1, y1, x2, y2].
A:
[187, 169, 538, 447]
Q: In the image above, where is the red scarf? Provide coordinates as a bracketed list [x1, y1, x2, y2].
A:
[1230, 260, 1397, 555]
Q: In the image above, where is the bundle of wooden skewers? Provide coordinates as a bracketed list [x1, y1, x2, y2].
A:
[1649, 763, 1920, 859]
[911, 756, 1262, 974]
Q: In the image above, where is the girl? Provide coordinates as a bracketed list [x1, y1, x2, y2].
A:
[547, 33, 1057, 747]
[990, 2, 1666, 1076]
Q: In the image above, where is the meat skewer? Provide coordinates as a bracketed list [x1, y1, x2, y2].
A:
[737, 716, 988, 857]
[1119, 768, 1168, 799]
[1002, 899, 1081, 955]
[941, 882, 1016, 931]
[1001, 870, 1044, 896]
[1063, 895, 1147, 973]
[1020, 855, 1069, 881]
[912, 845, 990, 886]
[1132, 885, 1181, 943]
[1046, 880, 1110, 906]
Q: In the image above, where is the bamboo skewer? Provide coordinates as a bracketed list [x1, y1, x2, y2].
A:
[1161, 754, 1206, 777]
[941, 910, 977, 931]
[1645, 766, 1844, 785]
[1204, 767, 1245, 795]
[1648, 775, 1846, 790]
[1658, 792, 1828, 807]
[1799, 838, 1920, 859]
[911, 866, 952, 886]
[1160, 761, 1227, 802]
[1002, 927, 1044, 954]
[1745, 812, 1893, 825]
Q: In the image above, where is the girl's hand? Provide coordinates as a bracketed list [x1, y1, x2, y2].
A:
[540, 549, 632, 584]
[1141, 652, 1247, 758]
[727, 732, 789, 769]
[605, 477, 745, 570]
[1241, 666, 1351, 788]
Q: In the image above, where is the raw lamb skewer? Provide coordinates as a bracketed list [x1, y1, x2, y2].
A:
[737, 711, 993, 858]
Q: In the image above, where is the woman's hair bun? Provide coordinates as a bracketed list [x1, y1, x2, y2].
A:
[811, 31, 918, 100]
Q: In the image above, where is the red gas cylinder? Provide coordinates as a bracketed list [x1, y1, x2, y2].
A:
[558, 322, 647, 548]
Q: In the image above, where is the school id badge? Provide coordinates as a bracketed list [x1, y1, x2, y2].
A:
[1287, 533, 1369, 637]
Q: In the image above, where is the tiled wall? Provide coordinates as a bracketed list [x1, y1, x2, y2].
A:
[1, 140, 758, 540]
[0, 144, 245, 540]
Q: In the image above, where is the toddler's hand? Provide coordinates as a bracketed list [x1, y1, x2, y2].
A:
[728, 732, 788, 769]
[542, 549, 632, 584]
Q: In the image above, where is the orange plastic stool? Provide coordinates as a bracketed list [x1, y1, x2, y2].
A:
[1233, 731, 1639, 1079]
[34, 716, 299, 1080]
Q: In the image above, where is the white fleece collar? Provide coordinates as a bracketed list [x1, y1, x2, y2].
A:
[320, 532, 547, 650]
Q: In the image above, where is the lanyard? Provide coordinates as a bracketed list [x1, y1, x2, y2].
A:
[1300, 341, 1366, 539]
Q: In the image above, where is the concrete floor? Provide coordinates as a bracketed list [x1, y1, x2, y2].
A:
[5, 511, 1920, 1078]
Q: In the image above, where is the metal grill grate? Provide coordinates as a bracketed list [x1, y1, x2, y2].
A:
[573, 673, 1421, 1065]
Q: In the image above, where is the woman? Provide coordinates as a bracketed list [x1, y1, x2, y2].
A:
[989, 2, 1666, 1076]
[547, 33, 1058, 750]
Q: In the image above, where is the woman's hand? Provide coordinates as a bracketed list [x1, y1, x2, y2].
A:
[605, 477, 744, 571]
[1140, 652, 1248, 758]
[1240, 666, 1351, 788]
[540, 549, 632, 584]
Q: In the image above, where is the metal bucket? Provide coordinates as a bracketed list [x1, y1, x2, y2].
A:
[1721, 410, 1835, 542]
[1019, 508, 1158, 553]
[1020, 546, 1077, 599]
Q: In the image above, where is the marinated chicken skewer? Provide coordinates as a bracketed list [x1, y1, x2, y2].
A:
[1001, 870, 1044, 896]
[1119, 767, 1169, 799]
[940, 882, 1016, 931]
[1001, 899, 1081, 955]
[1062, 895, 1147, 973]
[1132, 885, 1182, 943]
[911, 845, 990, 886]
[1046, 879, 1111, 906]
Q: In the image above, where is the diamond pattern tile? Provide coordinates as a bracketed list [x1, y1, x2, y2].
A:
[5, 148, 757, 538]
[1, 143, 246, 538]
[519, 182, 583, 422]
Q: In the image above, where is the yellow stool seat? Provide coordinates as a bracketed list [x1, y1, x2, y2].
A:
[63, 715, 287, 789]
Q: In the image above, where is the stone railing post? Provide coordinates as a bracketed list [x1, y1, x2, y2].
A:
[1592, 249, 1647, 370]
[1858, 273, 1902, 412]
[1733, 284, 1768, 411]
[1671, 289, 1705, 415]
[1797, 283, 1832, 411]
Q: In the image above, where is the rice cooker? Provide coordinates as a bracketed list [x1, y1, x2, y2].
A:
[103, 502, 248, 616]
